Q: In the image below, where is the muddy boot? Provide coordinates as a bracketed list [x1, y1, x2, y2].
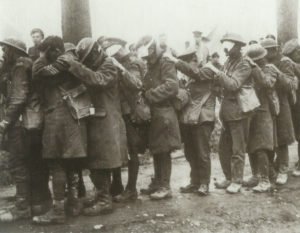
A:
[198, 184, 209, 196]
[150, 187, 172, 200]
[140, 178, 160, 195]
[83, 194, 113, 216]
[242, 176, 259, 187]
[215, 179, 231, 189]
[32, 200, 66, 225]
[253, 180, 271, 193]
[226, 183, 241, 194]
[31, 199, 52, 216]
[180, 184, 199, 193]
[0, 198, 31, 222]
[292, 160, 300, 177]
[276, 173, 288, 185]
[113, 189, 138, 203]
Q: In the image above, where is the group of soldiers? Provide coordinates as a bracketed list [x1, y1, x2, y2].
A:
[0, 28, 300, 225]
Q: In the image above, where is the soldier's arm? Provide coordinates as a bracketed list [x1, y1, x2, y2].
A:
[176, 60, 214, 81]
[216, 60, 252, 91]
[68, 58, 118, 88]
[4, 59, 30, 126]
[254, 66, 276, 88]
[145, 58, 179, 104]
[120, 63, 143, 91]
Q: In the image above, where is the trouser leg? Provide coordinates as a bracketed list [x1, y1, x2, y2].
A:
[256, 150, 270, 181]
[267, 150, 277, 182]
[183, 125, 200, 186]
[196, 123, 213, 185]
[90, 169, 111, 202]
[127, 152, 139, 191]
[8, 127, 30, 210]
[218, 122, 233, 181]
[248, 153, 259, 177]
[111, 167, 123, 196]
[229, 118, 250, 184]
[276, 145, 289, 174]
[153, 153, 162, 185]
[27, 129, 51, 205]
[48, 160, 67, 201]
[159, 153, 172, 188]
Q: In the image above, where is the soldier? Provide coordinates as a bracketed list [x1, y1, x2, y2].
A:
[58, 38, 127, 215]
[210, 33, 255, 194]
[28, 28, 44, 62]
[0, 38, 46, 222]
[163, 48, 218, 195]
[137, 36, 181, 200]
[261, 38, 298, 185]
[106, 43, 149, 202]
[32, 36, 88, 224]
[246, 44, 279, 192]
[282, 39, 300, 177]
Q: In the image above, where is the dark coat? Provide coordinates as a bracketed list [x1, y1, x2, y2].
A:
[175, 60, 217, 125]
[248, 66, 276, 153]
[272, 56, 296, 146]
[68, 55, 127, 169]
[217, 56, 253, 122]
[32, 57, 87, 159]
[292, 62, 300, 140]
[144, 57, 181, 155]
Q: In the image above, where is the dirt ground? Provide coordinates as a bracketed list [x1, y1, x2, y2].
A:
[1, 145, 300, 233]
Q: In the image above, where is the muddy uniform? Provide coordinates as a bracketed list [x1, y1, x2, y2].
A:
[217, 55, 253, 184]
[175, 60, 216, 187]
[144, 56, 181, 190]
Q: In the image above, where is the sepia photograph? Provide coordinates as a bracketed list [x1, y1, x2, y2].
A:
[0, 0, 300, 232]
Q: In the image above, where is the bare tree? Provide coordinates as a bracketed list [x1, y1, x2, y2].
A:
[61, 0, 92, 44]
[277, 0, 298, 45]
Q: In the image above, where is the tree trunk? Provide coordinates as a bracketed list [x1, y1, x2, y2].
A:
[61, 0, 92, 44]
[277, 0, 298, 45]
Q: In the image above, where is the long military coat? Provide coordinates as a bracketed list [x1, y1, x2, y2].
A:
[144, 56, 181, 155]
[68, 54, 127, 169]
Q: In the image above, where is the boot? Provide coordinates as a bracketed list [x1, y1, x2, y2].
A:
[253, 180, 271, 193]
[276, 173, 288, 185]
[242, 176, 259, 187]
[113, 189, 138, 203]
[215, 179, 231, 189]
[0, 198, 31, 222]
[180, 184, 199, 193]
[31, 199, 52, 216]
[198, 184, 209, 196]
[292, 161, 300, 177]
[226, 183, 241, 194]
[150, 187, 172, 200]
[83, 194, 113, 216]
[140, 178, 160, 195]
[32, 200, 66, 225]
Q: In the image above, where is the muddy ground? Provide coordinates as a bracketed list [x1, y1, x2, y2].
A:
[0, 145, 300, 233]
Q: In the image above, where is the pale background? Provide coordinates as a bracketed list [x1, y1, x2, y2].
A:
[0, 0, 298, 55]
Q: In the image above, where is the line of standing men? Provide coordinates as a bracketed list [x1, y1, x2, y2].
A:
[0, 28, 300, 225]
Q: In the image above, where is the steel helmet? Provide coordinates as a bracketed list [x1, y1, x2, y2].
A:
[0, 38, 27, 55]
[282, 38, 300, 55]
[260, 38, 279, 49]
[246, 44, 267, 61]
[64, 42, 76, 53]
[76, 37, 96, 62]
[220, 33, 246, 46]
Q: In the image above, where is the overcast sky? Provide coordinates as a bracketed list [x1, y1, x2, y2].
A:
[0, 0, 296, 53]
